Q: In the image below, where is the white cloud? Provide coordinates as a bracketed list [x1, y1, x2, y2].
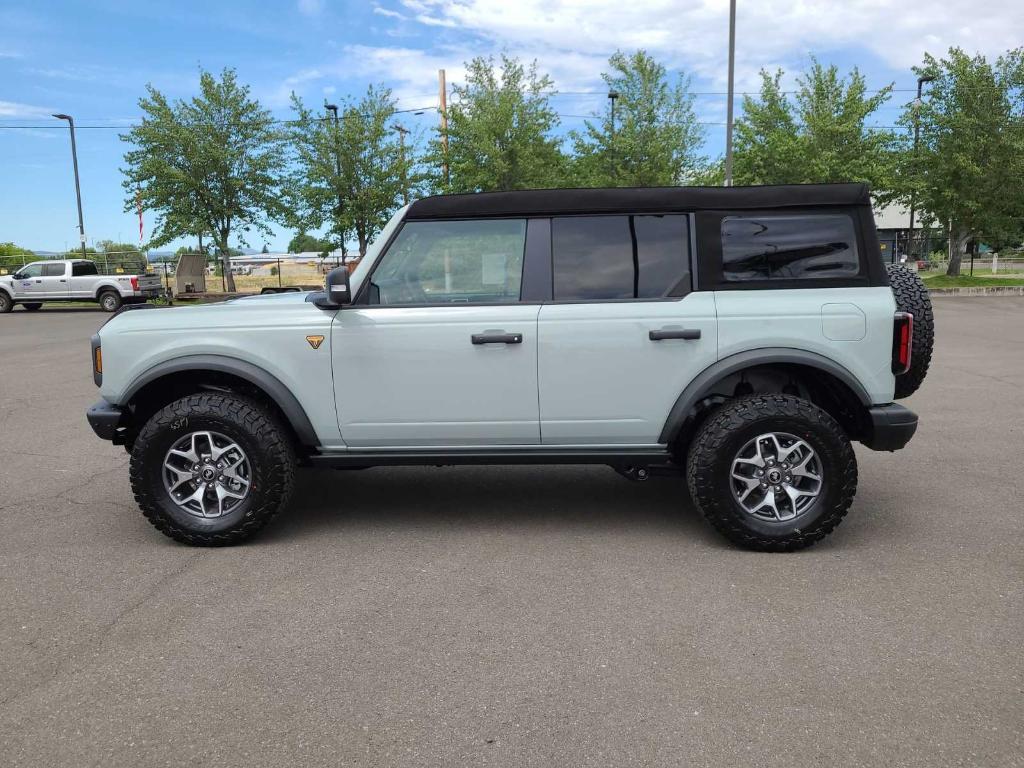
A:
[387, 0, 1024, 87]
[373, 6, 407, 19]
[0, 99, 54, 119]
[297, 0, 324, 16]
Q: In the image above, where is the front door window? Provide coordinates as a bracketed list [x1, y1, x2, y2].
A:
[368, 219, 527, 305]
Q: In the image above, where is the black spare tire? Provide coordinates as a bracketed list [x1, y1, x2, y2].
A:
[886, 263, 934, 399]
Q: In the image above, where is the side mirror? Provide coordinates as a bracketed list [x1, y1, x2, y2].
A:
[11, 272, 24, 281]
[309, 266, 352, 310]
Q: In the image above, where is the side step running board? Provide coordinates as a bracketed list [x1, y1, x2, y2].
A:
[308, 447, 674, 469]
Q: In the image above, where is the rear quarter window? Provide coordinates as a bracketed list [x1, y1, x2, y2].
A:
[721, 214, 859, 282]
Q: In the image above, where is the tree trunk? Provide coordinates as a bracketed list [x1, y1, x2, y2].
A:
[946, 225, 971, 277]
[218, 233, 236, 292]
[357, 225, 368, 259]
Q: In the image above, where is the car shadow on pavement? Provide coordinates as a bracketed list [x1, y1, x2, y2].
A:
[4, 307, 108, 314]
[259, 464, 721, 546]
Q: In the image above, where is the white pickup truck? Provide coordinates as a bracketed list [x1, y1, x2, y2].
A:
[0, 259, 163, 313]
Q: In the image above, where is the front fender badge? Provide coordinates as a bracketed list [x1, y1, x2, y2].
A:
[306, 335, 325, 350]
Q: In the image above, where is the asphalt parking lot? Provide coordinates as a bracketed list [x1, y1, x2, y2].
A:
[0, 300, 1021, 767]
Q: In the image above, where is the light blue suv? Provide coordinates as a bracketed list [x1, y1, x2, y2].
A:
[86, 184, 933, 550]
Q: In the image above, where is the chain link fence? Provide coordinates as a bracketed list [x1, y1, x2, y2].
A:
[0, 251, 151, 276]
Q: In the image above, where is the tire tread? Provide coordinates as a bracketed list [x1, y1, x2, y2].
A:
[129, 392, 295, 546]
[686, 394, 857, 552]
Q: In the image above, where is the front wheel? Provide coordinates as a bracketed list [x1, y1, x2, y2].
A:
[0, 292, 12, 313]
[686, 395, 857, 552]
[129, 393, 296, 545]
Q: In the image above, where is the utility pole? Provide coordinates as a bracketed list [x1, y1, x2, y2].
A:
[723, 0, 737, 186]
[438, 69, 450, 189]
[907, 75, 935, 262]
[324, 102, 347, 265]
[608, 90, 619, 182]
[52, 113, 87, 257]
[392, 123, 410, 206]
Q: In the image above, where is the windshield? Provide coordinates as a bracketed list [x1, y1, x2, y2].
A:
[349, 205, 408, 295]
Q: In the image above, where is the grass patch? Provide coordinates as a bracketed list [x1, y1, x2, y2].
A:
[922, 274, 1024, 288]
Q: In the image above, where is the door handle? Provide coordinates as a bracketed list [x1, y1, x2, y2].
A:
[472, 332, 523, 345]
[649, 328, 701, 341]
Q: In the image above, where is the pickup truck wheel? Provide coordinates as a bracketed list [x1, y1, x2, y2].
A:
[0, 292, 11, 313]
[22, 303, 42, 311]
[98, 290, 122, 313]
[686, 394, 857, 552]
[129, 393, 296, 546]
[886, 263, 934, 398]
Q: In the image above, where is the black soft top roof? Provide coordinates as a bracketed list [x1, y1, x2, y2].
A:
[406, 183, 870, 220]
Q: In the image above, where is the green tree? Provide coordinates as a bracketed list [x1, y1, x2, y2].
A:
[0, 242, 33, 258]
[733, 61, 897, 188]
[121, 68, 287, 291]
[572, 50, 705, 186]
[0, 242, 35, 271]
[289, 86, 413, 258]
[894, 48, 1024, 275]
[287, 232, 333, 254]
[432, 55, 565, 193]
[95, 239, 142, 255]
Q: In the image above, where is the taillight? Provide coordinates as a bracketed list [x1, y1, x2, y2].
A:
[130, 276, 139, 291]
[892, 312, 913, 375]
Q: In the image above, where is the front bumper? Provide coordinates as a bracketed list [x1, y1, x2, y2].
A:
[861, 403, 918, 452]
[86, 399, 131, 444]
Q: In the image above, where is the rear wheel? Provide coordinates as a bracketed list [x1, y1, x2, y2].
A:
[129, 393, 296, 546]
[22, 303, 42, 311]
[0, 292, 12, 313]
[886, 263, 934, 398]
[687, 394, 857, 552]
[98, 290, 122, 313]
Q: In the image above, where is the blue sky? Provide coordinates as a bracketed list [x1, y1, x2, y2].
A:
[2, 0, 1020, 253]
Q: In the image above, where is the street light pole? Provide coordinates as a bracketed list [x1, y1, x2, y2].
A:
[324, 102, 346, 265]
[392, 123, 410, 206]
[907, 75, 935, 263]
[723, 0, 737, 187]
[607, 90, 619, 182]
[53, 113, 87, 257]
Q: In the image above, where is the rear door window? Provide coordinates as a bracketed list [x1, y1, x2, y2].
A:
[552, 215, 690, 301]
[721, 214, 859, 281]
[72, 262, 98, 276]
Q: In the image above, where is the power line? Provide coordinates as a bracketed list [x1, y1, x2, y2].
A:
[0, 104, 438, 130]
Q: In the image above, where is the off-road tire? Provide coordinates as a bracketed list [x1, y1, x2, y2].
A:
[129, 393, 296, 546]
[886, 263, 934, 398]
[0, 291, 12, 313]
[686, 394, 857, 552]
[98, 290, 122, 313]
[23, 303, 42, 311]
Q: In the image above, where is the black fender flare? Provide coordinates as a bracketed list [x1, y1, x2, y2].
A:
[658, 348, 872, 444]
[118, 354, 320, 447]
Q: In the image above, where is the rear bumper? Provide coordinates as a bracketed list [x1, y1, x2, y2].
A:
[861, 403, 918, 452]
[86, 399, 131, 444]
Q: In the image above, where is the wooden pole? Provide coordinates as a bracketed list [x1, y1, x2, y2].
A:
[439, 69, 450, 189]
